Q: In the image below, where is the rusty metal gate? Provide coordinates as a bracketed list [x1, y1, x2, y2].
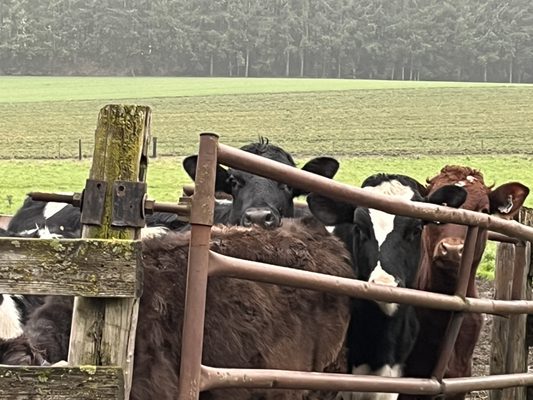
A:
[177, 133, 533, 399]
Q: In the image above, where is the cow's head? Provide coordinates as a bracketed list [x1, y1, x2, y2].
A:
[421, 165, 529, 291]
[308, 173, 467, 316]
[183, 138, 339, 229]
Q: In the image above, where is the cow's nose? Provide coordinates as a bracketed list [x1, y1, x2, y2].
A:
[242, 208, 280, 229]
[434, 237, 464, 263]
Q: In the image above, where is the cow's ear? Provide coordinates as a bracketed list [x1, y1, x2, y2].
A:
[425, 185, 467, 208]
[292, 157, 339, 197]
[489, 182, 529, 219]
[307, 193, 355, 226]
[182, 155, 232, 193]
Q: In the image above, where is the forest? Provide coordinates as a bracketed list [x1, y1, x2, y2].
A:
[1, 0, 533, 82]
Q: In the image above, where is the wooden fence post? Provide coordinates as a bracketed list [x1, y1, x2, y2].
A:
[68, 104, 151, 400]
[490, 207, 533, 400]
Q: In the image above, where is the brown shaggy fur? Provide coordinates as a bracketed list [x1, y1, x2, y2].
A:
[131, 217, 354, 400]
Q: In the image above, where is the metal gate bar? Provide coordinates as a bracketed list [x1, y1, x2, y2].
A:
[177, 137, 533, 400]
[217, 143, 533, 242]
[209, 251, 533, 315]
[431, 226, 481, 379]
[200, 366, 533, 394]
[177, 133, 218, 400]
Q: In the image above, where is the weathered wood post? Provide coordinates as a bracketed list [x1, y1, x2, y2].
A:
[68, 104, 151, 399]
[490, 207, 533, 400]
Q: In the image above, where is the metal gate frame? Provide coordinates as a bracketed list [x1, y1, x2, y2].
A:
[177, 133, 533, 399]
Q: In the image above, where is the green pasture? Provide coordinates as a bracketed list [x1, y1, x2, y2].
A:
[0, 77, 532, 159]
[0, 76, 503, 103]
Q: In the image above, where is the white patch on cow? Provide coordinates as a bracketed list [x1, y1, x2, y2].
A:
[141, 226, 169, 239]
[337, 364, 402, 400]
[466, 175, 477, 183]
[215, 199, 232, 206]
[455, 181, 466, 187]
[43, 201, 70, 220]
[363, 181, 414, 247]
[18, 226, 39, 236]
[38, 226, 64, 239]
[368, 263, 399, 316]
[326, 225, 335, 233]
[0, 295, 23, 339]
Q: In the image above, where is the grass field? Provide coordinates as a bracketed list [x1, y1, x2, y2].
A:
[0, 77, 532, 159]
[1, 76, 532, 278]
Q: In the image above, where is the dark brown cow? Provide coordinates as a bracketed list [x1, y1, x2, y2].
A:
[132, 217, 353, 400]
[400, 165, 529, 400]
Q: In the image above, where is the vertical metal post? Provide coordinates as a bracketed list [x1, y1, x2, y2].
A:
[177, 133, 218, 400]
[78, 138, 82, 160]
[152, 136, 157, 158]
[431, 226, 480, 380]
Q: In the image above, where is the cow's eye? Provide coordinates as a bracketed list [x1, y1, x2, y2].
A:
[407, 223, 423, 241]
[227, 176, 242, 191]
[278, 182, 290, 192]
[353, 224, 368, 242]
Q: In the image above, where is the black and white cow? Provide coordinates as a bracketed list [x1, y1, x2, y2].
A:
[307, 173, 467, 400]
[0, 292, 47, 366]
[183, 137, 338, 228]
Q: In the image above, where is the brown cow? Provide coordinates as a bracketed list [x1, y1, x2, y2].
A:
[400, 165, 529, 400]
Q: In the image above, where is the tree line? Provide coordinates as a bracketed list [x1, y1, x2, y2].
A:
[1, 0, 533, 82]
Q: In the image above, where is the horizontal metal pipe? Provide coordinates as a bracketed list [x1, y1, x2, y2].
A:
[209, 251, 533, 315]
[151, 202, 190, 215]
[201, 365, 440, 394]
[217, 144, 533, 242]
[488, 231, 521, 244]
[201, 365, 533, 394]
[30, 191, 76, 204]
[442, 373, 533, 393]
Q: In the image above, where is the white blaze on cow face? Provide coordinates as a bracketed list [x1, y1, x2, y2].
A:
[368, 263, 399, 316]
[362, 180, 414, 316]
[0, 295, 23, 339]
[363, 181, 414, 248]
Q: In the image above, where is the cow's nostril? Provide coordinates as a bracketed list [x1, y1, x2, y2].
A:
[242, 215, 253, 227]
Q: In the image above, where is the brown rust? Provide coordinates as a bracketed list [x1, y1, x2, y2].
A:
[177, 133, 219, 400]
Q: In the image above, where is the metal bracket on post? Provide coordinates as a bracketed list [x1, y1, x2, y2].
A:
[111, 181, 147, 228]
[80, 179, 107, 226]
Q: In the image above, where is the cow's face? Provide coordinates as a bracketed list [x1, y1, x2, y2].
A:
[183, 139, 339, 229]
[308, 174, 467, 316]
[422, 166, 529, 282]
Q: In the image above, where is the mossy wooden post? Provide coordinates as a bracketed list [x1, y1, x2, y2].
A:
[68, 105, 151, 400]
